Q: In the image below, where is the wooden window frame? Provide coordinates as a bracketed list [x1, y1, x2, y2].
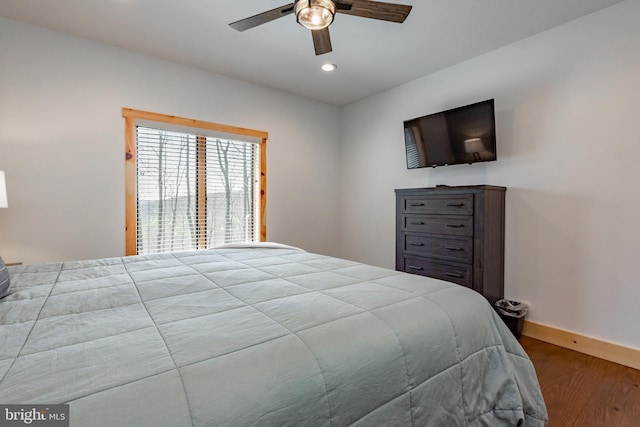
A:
[123, 108, 267, 256]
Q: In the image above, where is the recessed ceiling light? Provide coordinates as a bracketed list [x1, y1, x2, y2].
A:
[321, 63, 337, 72]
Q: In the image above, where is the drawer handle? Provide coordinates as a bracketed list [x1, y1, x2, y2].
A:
[409, 243, 425, 247]
[445, 247, 464, 252]
[446, 224, 465, 228]
[410, 222, 425, 225]
[410, 203, 425, 207]
[446, 203, 465, 207]
[445, 272, 463, 278]
[407, 265, 424, 271]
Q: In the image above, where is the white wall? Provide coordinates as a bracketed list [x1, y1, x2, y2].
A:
[338, 0, 640, 350]
[0, 17, 341, 263]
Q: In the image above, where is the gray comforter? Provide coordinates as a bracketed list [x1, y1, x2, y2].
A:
[0, 246, 547, 426]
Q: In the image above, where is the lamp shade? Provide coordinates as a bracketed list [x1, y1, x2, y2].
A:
[0, 171, 7, 208]
[464, 138, 485, 154]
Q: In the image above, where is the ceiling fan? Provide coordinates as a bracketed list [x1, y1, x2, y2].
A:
[229, 0, 412, 56]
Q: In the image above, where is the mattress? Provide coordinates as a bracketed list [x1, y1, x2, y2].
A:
[0, 246, 547, 426]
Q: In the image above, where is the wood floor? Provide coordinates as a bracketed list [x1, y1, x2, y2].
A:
[519, 336, 640, 427]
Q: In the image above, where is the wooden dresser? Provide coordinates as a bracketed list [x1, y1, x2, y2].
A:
[395, 185, 506, 303]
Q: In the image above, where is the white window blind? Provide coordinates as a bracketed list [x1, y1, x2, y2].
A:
[136, 126, 260, 255]
[404, 126, 420, 169]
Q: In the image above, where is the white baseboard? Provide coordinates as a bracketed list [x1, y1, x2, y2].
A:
[522, 320, 640, 371]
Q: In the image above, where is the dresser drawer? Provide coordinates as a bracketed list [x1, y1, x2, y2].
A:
[402, 257, 472, 288]
[396, 186, 506, 302]
[404, 235, 473, 263]
[402, 194, 473, 215]
[403, 215, 473, 236]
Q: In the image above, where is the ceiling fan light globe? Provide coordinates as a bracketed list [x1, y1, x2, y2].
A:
[295, 0, 336, 30]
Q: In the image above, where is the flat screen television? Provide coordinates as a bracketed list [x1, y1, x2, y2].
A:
[403, 99, 497, 169]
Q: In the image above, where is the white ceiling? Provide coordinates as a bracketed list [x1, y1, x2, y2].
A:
[0, 0, 625, 106]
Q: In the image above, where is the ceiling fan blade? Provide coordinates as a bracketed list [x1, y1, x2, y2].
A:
[312, 28, 333, 56]
[229, 3, 295, 32]
[335, 0, 412, 23]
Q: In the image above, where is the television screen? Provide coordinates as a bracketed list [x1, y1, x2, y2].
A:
[404, 99, 496, 169]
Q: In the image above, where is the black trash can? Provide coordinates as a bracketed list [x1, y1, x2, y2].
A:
[495, 299, 528, 339]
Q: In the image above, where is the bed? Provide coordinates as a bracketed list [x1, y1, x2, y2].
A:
[0, 244, 547, 426]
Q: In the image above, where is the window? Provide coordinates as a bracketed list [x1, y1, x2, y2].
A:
[123, 109, 267, 256]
